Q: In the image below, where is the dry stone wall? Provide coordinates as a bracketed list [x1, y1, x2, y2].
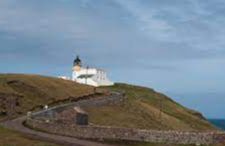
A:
[30, 92, 124, 119]
[26, 118, 225, 145]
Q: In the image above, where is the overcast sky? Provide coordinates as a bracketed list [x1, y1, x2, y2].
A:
[0, 0, 225, 118]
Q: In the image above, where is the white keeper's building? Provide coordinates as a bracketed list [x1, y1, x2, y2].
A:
[71, 56, 114, 87]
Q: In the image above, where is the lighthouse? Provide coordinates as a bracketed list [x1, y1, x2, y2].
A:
[72, 56, 82, 80]
[72, 56, 114, 87]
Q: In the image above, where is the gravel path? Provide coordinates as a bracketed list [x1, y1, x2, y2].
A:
[0, 116, 115, 146]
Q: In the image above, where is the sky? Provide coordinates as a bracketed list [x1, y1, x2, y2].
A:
[0, 0, 225, 118]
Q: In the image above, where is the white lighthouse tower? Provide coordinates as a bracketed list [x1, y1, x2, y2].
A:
[72, 56, 114, 87]
[72, 56, 82, 81]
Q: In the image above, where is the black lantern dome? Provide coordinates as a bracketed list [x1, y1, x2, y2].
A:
[73, 56, 82, 66]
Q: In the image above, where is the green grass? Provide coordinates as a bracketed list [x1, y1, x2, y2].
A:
[85, 83, 216, 131]
[0, 126, 59, 146]
[0, 73, 94, 119]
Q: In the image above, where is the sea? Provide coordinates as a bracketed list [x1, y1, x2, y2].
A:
[209, 119, 225, 131]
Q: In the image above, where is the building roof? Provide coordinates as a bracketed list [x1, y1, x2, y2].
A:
[74, 106, 87, 114]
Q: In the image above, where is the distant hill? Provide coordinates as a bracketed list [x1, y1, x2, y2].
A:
[0, 74, 94, 120]
[85, 83, 217, 131]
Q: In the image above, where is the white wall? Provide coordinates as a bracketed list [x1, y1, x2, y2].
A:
[72, 67, 113, 87]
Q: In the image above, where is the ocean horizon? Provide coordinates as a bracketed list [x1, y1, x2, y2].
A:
[209, 119, 225, 131]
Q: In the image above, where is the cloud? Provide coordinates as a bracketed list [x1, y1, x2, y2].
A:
[114, 0, 173, 39]
[1, 0, 225, 65]
[113, 0, 225, 59]
[1, 0, 225, 74]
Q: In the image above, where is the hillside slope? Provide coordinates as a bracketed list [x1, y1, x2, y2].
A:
[0, 74, 219, 146]
[0, 74, 217, 132]
[0, 74, 94, 120]
[85, 83, 216, 131]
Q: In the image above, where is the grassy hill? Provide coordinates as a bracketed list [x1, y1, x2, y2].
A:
[0, 74, 218, 146]
[0, 74, 94, 120]
[85, 83, 216, 131]
[0, 74, 95, 146]
[0, 74, 217, 131]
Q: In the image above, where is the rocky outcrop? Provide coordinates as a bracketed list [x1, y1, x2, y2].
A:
[0, 93, 22, 117]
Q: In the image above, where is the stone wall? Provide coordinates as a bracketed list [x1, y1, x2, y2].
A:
[30, 92, 125, 120]
[26, 92, 225, 145]
[26, 118, 225, 145]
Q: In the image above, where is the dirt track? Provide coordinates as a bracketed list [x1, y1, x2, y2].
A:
[0, 116, 115, 146]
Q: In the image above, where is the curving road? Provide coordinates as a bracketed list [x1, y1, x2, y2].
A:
[0, 92, 123, 146]
[0, 116, 115, 146]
